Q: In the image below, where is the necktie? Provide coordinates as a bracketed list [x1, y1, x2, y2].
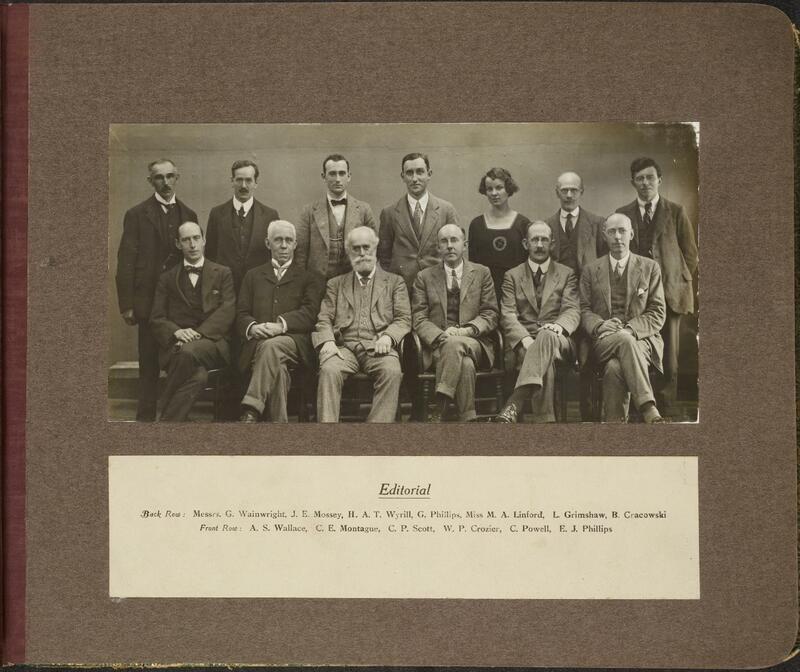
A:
[565, 213, 574, 238]
[330, 198, 347, 207]
[162, 202, 175, 214]
[643, 202, 653, 228]
[614, 262, 623, 279]
[534, 267, 543, 287]
[358, 272, 370, 288]
[185, 265, 202, 275]
[272, 262, 285, 281]
[451, 269, 459, 291]
[412, 201, 423, 238]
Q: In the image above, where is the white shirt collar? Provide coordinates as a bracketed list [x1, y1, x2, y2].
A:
[444, 260, 464, 280]
[234, 196, 254, 214]
[154, 192, 176, 206]
[407, 192, 429, 212]
[560, 206, 580, 220]
[355, 265, 377, 282]
[609, 251, 631, 270]
[527, 257, 551, 274]
[184, 256, 205, 269]
[637, 194, 659, 213]
[327, 192, 348, 204]
[271, 258, 293, 271]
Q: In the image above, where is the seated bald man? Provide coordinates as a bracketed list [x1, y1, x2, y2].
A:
[494, 221, 579, 423]
[412, 224, 498, 421]
[150, 221, 235, 421]
[237, 220, 325, 422]
[313, 226, 411, 422]
[580, 213, 666, 423]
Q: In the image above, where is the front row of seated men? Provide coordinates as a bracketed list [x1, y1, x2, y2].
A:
[150, 213, 666, 423]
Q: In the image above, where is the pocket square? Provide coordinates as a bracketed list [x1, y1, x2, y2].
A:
[212, 289, 220, 295]
[637, 287, 646, 297]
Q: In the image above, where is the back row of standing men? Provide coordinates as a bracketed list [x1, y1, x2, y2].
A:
[116, 152, 697, 422]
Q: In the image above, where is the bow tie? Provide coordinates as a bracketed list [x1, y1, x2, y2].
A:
[330, 198, 347, 207]
[184, 265, 203, 275]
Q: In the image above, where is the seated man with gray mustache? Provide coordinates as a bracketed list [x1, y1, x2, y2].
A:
[313, 226, 411, 422]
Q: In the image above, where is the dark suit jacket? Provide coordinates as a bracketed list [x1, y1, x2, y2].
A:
[295, 195, 376, 277]
[500, 260, 580, 351]
[544, 207, 606, 274]
[116, 195, 197, 321]
[579, 253, 666, 371]
[312, 267, 411, 350]
[412, 261, 498, 372]
[236, 262, 325, 373]
[205, 198, 280, 292]
[615, 197, 698, 314]
[378, 193, 459, 286]
[150, 260, 236, 368]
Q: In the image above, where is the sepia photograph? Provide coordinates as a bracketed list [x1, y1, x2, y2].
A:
[108, 123, 699, 424]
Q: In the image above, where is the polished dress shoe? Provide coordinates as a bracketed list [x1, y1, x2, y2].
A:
[240, 407, 260, 423]
[493, 402, 520, 423]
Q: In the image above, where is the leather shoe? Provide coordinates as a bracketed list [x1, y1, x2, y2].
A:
[240, 407, 260, 423]
[493, 402, 520, 423]
[426, 406, 445, 423]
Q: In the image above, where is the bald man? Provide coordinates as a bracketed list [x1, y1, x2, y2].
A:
[580, 213, 666, 423]
[150, 221, 236, 421]
[412, 224, 498, 422]
[494, 221, 580, 423]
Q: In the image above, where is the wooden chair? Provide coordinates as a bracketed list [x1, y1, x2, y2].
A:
[410, 330, 505, 422]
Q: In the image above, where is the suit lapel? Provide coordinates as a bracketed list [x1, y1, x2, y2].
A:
[224, 199, 239, 252]
[459, 262, 475, 304]
[625, 255, 641, 313]
[432, 264, 448, 315]
[418, 195, 440, 250]
[550, 211, 562, 260]
[342, 271, 356, 309]
[520, 263, 539, 313]
[201, 263, 218, 310]
[145, 196, 164, 241]
[314, 200, 330, 249]
[395, 197, 419, 244]
[597, 260, 612, 316]
[343, 198, 359, 240]
[174, 264, 189, 306]
[371, 268, 388, 309]
[246, 201, 265, 259]
[651, 198, 667, 241]
[577, 209, 592, 262]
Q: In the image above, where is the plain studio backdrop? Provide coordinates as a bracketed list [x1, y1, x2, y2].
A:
[107, 122, 699, 381]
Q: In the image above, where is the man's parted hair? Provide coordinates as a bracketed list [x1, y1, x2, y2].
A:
[400, 152, 430, 172]
[231, 159, 260, 180]
[175, 221, 203, 240]
[629, 157, 661, 178]
[266, 219, 296, 238]
[322, 154, 350, 173]
[478, 167, 520, 196]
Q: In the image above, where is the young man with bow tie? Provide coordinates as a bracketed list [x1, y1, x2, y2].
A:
[237, 220, 325, 422]
[115, 158, 198, 421]
[579, 213, 667, 423]
[615, 157, 698, 415]
[295, 154, 377, 280]
[149, 221, 236, 421]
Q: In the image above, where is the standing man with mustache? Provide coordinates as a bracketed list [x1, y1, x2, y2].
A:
[205, 160, 280, 294]
[378, 152, 459, 287]
[313, 227, 411, 422]
[116, 158, 198, 421]
[615, 157, 698, 415]
[295, 154, 376, 280]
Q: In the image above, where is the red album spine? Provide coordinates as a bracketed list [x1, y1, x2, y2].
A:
[1, 2, 28, 664]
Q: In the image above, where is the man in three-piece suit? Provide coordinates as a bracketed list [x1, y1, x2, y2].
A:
[116, 158, 198, 421]
[150, 222, 236, 421]
[205, 160, 281, 293]
[412, 225, 498, 422]
[378, 152, 459, 287]
[295, 154, 377, 279]
[494, 221, 580, 423]
[313, 226, 411, 422]
[616, 157, 698, 412]
[545, 171, 606, 420]
[579, 214, 666, 423]
[237, 221, 325, 423]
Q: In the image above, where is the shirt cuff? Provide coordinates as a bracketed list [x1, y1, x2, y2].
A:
[278, 316, 287, 333]
[245, 321, 257, 340]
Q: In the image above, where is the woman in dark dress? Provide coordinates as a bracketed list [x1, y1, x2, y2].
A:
[468, 167, 531, 303]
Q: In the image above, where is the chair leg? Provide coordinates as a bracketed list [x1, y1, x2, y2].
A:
[495, 377, 504, 415]
[420, 379, 432, 421]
